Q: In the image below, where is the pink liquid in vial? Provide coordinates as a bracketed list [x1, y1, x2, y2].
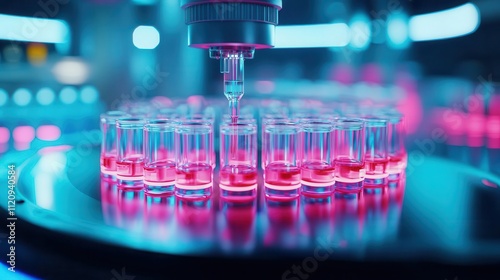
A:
[219, 165, 258, 187]
[144, 161, 176, 182]
[100, 155, 116, 171]
[388, 153, 407, 174]
[364, 157, 389, 175]
[335, 159, 365, 181]
[116, 154, 144, 177]
[301, 162, 335, 183]
[176, 163, 212, 186]
[264, 163, 301, 186]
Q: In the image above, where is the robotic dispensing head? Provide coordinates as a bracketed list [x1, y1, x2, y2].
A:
[180, 0, 283, 120]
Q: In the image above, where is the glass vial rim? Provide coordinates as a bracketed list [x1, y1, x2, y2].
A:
[222, 113, 254, 120]
[334, 118, 365, 129]
[264, 121, 301, 134]
[144, 119, 179, 132]
[299, 119, 335, 132]
[100, 111, 130, 124]
[176, 120, 213, 133]
[220, 122, 257, 134]
[221, 117, 257, 124]
[116, 117, 146, 128]
[363, 117, 389, 127]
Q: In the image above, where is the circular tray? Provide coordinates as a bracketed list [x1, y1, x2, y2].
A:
[2, 145, 500, 263]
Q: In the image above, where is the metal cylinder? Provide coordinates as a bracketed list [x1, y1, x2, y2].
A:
[181, 0, 283, 49]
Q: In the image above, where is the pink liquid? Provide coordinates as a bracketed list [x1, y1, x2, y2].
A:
[335, 159, 364, 180]
[264, 163, 301, 186]
[100, 155, 116, 171]
[143, 160, 176, 182]
[301, 162, 335, 183]
[219, 165, 258, 187]
[176, 163, 212, 186]
[388, 152, 407, 173]
[364, 157, 389, 175]
[389, 154, 403, 163]
[117, 155, 144, 177]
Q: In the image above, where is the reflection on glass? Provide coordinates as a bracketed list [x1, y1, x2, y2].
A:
[386, 174, 406, 238]
[302, 196, 333, 222]
[301, 196, 333, 244]
[361, 187, 389, 243]
[264, 197, 300, 248]
[144, 194, 175, 241]
[100, 176, 119, 226]
[117, 188, 144, 232]
[96, 173, 406, 255]
[175, 197, 214, 251]
[218, 197, 257, 252]
[332, 191, 365, 247]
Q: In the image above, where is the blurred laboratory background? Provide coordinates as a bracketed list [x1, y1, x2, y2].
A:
[0, 0, 498, 173]
[1, 1, 500, 279]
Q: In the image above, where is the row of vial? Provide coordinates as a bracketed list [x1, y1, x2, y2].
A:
[100, 107, 407, 199]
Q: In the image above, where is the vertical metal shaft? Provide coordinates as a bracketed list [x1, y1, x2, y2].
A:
[221, 50, 244, 122]
[210, 47, 254, 123]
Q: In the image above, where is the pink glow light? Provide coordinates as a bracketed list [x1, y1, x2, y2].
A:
[482, 179, 498, 189]
[186, 95, 206, 110]
[255, 81, 275, 94]
[38, 145, 73, 155]
[487, 95, 500, 148]
[466, 114, 485, 147]
[487, 116, 500, 149]
[36, 125, 61, 141]
[0, 127, 9, 143]
[361, 63, 383, 84]
[395, 73, 423, 134]
[431, 108, 465, 146]
[14, 142, 30, 151]
[13, 126, 35, 143]
[330, 63, 353, 85]
[151, 96, 173, 108]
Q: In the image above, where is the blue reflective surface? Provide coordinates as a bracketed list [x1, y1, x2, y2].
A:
[1, 145, 500, 262]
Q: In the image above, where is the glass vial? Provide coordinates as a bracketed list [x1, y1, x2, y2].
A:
[219, 122, 258, 199]
[300, 119, 335, 195]
[143, 119, 178, 194]
[175, 120, 214, 199]
[386, 113, 407, 180]
[364, 117, 389, 187]
[333, 118, 365, 193]
[116, 117, 146, 186]
[262, 121, 302, 199]
[100, 111, 129, 177]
